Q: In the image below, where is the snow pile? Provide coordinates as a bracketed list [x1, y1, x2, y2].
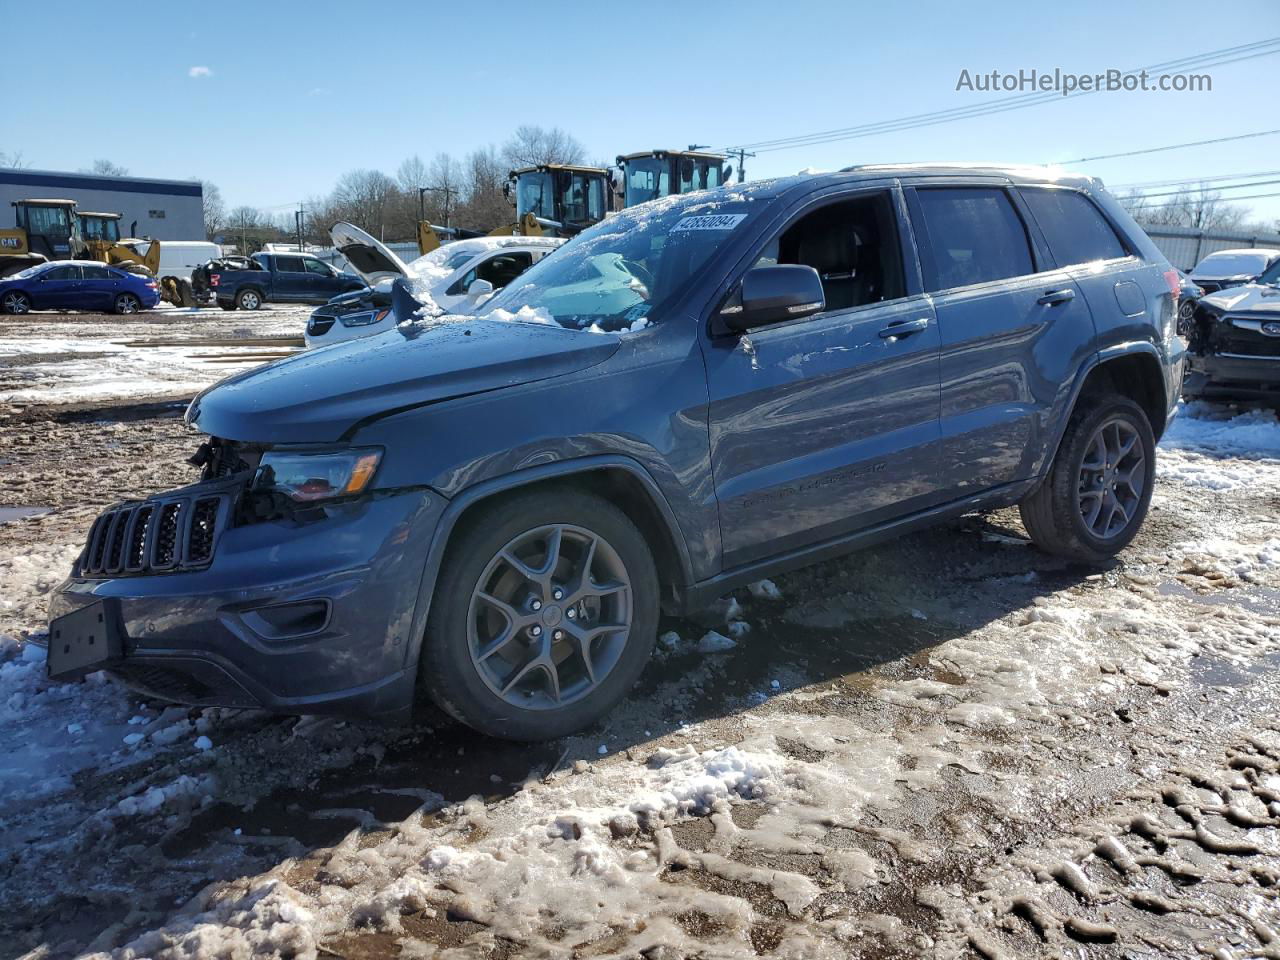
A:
[486, 304, 557, 327]
[1177, 536, 1280, 582]
[1159, 402, 1280, 491]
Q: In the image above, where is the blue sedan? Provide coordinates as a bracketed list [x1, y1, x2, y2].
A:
[0, 260, 161, 315]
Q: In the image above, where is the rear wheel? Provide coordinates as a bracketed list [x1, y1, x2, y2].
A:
[1020, 395, 1154, 563]
[419, 488, 658, 740]
[236, 288, 262, 311]
[1, 291, 30, 315]
[113, 293, 141, 315]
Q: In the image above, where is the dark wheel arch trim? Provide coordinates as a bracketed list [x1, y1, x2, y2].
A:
[398, 455, 696, 693]
[1034, 342, 1171, 493]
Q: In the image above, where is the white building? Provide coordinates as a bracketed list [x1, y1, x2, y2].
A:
[0, 168, 204, 241]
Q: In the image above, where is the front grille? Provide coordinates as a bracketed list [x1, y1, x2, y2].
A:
[307, 314, 335, 336]
[79, 493, 228, 577]
[1219, 316, 1280, 358]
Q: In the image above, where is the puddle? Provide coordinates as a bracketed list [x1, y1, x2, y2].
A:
[1189, 651, 1280, 689]
[0, 505, 52, 524]
[1158, 578, 1280, 615]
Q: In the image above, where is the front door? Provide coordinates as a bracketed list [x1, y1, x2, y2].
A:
[33, 264, 82, 309]
[702, 188, 944, 569]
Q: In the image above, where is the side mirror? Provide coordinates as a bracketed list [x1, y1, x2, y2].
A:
[719, 264, 825, 332]
[724, 164, 734, 183]
[467, 278, 494, 299]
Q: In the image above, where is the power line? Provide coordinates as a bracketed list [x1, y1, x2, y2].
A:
[1121, 177, 1280, 202]
[725, 38, 1280, 154]
[1112, 168, 1280, 189]
[1060, 128, 1280, 164]
[1124, 189, 1280, 209]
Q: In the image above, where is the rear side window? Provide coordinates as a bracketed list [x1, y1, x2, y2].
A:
[275, 256, 306, 273]
[913, 188, 1034, 290]
[1020, 188, 1127, 267]
[81, 265, 112, 279]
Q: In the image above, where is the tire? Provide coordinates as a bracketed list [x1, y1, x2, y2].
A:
[236, 288, 263, 311]
[113, 293, 141, 315]
[1020, 394, 1155, 564]
[218, 301, 237, 311]
[419, 487, 659, 740]
[1, 290, 30, 315]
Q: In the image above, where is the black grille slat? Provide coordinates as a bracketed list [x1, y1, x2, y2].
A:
[153, 502, 184, 569]
[105, 508, 131, 572]
[187, 498, 220, 564]
[86, 515, 110, 571]
[126, 506, 154, 571]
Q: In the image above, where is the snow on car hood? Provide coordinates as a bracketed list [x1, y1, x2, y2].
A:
[186, 315, 620, 444]
[1200, 283, 1280, 317]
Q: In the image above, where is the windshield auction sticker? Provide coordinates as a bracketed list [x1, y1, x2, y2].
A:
[671, 214, 747, 231]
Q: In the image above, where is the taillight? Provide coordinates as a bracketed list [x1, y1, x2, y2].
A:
[146, 281, 158, 289]
[1162, 269, 1180, 297]
[210, 274, 220, 287]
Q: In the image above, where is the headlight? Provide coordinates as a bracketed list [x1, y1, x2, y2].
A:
[339, 308, 390, 328]
[255, 449, 381, 502]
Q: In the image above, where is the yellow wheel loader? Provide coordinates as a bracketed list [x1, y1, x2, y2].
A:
[496, 164, 611, 237]
[0, 199, 160, 280]
[615, 150, 730, 208]
[78, 211, 160, 276]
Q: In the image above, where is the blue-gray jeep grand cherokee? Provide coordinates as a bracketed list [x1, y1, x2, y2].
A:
[47, 165, 1186, 740]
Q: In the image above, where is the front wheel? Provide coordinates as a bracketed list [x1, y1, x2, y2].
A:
[1020, 395, 1155, 563]
[419, 488, 659, 740]
[2, 291, 31, 315]
[113, 293, 141, 315]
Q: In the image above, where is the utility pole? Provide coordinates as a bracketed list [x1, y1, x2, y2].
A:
[295, 205, 304, 253]
[730, 147, 755, 184]
[420, 185, 457, 228]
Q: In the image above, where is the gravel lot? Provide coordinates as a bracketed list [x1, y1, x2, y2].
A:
[3, 310, 1280, 959]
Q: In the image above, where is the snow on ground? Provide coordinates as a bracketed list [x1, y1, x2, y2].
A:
[0, 305, 309, 405]
[1158, 401, 1280, 492]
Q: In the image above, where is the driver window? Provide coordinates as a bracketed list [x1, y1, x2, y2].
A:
[45, 265, 81, 281]
[303, 259, 332, 276]
[476, 253, 533, 289]
[754, 191, 905, 312]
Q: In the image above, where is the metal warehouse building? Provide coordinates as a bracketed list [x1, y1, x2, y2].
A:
[0, 168, 203, 241]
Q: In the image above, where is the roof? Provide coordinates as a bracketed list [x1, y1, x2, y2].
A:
[1196, 247, 1280, 258]
[617, 149, 727, 163]
[0, 168, 203, 198]
[509, 164, 609, 178]
[13, 198, 77, 206]
[77, 211, 122, 219]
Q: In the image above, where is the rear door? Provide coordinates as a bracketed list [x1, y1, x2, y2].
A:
[702, 184, 945, 568]
[272, 256, 309, 300]
[34, 264, 82, 309]
[904, 182, 1095, 497]
[79, 264, 118, 310]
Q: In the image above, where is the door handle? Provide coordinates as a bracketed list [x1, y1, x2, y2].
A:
[879, 317, 930, 339]
[1037, 288, 1075, 306]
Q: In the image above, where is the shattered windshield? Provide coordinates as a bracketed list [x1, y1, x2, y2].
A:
[479, 193, 753, 333]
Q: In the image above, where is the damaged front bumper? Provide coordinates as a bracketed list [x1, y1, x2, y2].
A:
[47, 482, 446, 721]
[1184, 352, 1280, 401]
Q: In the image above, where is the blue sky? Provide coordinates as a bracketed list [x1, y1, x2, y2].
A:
[7, 0, 1279, 224]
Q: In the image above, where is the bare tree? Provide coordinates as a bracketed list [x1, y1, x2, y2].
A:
[1123, 184, 1250, 233]
[331, 168, 399, 238]
[0, 150, 28, 169]
[84, 159, 130, 177]
[459, 145, 514, 231]
[396, 155, 429, 194]
[200, 181, 225, 240]
[501, 125, 585, 169]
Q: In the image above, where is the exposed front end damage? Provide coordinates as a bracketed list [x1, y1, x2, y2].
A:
[1184, 286, 1280, 401]
[47, 434, 445, 721]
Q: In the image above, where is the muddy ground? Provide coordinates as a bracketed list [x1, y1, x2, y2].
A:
[3, 309, 1280, 959]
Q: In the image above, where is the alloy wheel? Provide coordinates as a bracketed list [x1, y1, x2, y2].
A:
[3, 292, 29, 314]
[467, 523, 632, 710]
[118, 296, 138, 314]
[1076, 417, 1146, 540]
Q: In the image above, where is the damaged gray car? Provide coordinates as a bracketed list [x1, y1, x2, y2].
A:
[1184, 258, 1280, 401]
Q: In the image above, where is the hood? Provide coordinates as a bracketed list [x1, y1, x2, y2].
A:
[187, 316, 620, 444]
[330, 221, 409, 285]
[1199, 283, 1280, 318]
